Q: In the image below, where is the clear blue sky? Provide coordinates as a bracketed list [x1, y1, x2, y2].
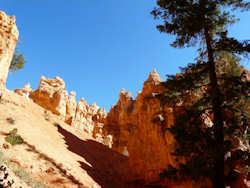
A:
[2, 0, 250, 111]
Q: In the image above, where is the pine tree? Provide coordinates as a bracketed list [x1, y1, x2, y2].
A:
[158, 54, 249, 187]
[151, 0, 249, 187]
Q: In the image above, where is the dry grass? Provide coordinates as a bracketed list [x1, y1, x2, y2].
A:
[0, 152, 47, 188]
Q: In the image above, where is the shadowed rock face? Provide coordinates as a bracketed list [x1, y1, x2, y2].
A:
[0, 11, 19, 88]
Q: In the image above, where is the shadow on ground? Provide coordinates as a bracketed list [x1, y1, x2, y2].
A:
[56, 124, 133, 188]
[57, 125, 170, 188]
[56, 124, 163, 188]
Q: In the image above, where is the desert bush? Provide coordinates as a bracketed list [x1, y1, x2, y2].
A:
[5, 128, 24, 145]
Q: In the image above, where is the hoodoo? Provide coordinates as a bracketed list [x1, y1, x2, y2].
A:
[0, 11, 19, 88]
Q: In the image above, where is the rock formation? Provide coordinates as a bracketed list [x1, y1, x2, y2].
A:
[104, 69, 179, 184]
[14, 82, 32, 99]
[65, 91, 77, 124]
[26, 76, 112, 146]
[104, 68, 250, 187]
[0, 11, 19, 88]
[29, 76, 68, 116]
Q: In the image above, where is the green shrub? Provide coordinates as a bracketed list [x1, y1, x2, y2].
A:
[5, 128, 24, 145]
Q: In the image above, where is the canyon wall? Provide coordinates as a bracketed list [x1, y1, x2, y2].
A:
[0, 11, 19, 88]
[104, 69, 181, 184]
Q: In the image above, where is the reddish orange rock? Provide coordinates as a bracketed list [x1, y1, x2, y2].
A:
[29, 76, 69, 116]
[104, 69, 179, 184]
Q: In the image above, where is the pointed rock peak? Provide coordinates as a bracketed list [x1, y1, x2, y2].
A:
[70, 91, 76, 97]
[119, 88, 132, 100]
[55, 76, 63, 82]
[40, 76, 46, 80]
[126, 91, 132, 99]
[146, 68, 162, 83]
[141, 69, 164, 96]
[79, 98, 87, 105]
[90, 102, 97, 108]
[120, 88, 126, 94]
[24, 82, 31, 89]
[98, 108, 106, 114]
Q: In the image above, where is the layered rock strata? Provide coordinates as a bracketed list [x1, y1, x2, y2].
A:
[0, 11, 19, 88]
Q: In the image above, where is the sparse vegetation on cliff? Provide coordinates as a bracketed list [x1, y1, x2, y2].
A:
[0, 152, 47, 188]
[5, 128, 24, 146]
[9, 50, 26, 73]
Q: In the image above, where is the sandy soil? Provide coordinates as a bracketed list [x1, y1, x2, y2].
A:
[0, 88, 148, 188]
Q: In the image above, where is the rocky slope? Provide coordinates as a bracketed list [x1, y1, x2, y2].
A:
[0, 88, 137, 188]
[17, 76, 112, 147]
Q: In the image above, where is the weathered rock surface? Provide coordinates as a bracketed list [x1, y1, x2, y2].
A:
[28, 76, 112, 147]
[14, 82, 32, 99]
[65, 91, 77, 124]
[29, 76, 68, 116]
[0, 11, 19, 88]
[104, 69, 179, 183]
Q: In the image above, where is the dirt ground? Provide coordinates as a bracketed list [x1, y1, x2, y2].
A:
[0, 89, 153, 188]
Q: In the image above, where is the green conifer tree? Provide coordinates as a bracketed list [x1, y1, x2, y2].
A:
[9, 50, 26, 73]
[151, 0, 249, 187]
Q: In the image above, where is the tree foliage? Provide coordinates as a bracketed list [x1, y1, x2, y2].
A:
[158, 55, 249, 187]
[9, 50, 26, 73]
[151, 0, 249, 187]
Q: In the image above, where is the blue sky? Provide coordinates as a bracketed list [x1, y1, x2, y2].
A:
[2, 0, 250, 110]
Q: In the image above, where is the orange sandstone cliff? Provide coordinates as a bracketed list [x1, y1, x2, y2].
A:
[104, 69, 180, 184]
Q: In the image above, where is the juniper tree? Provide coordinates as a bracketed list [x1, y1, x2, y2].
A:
[151, 0, 249, 187]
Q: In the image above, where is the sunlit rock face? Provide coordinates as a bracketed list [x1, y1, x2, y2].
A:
[0, 11, 19, 88]
[30, 76, 69, 116]
[104, 69, 180, 183]
[28, 76, 113, 146]
[65, 91, 77, 124]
